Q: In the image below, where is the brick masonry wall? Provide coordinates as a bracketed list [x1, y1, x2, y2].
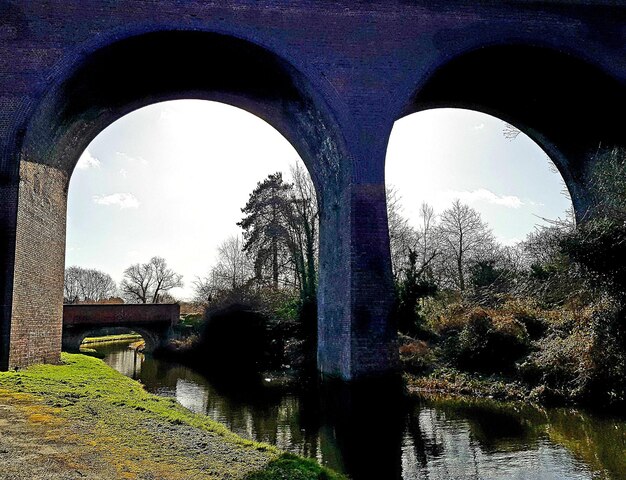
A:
[9, 161, 67, 369]
[0, 183, 19, 370]
[63, 303, 179, 328]
[350, 183, 398, 378]
[62, 303, 179, 352]
[0, 0, 624, 378]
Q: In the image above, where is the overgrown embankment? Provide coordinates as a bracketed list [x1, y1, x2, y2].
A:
[400, 296, 626, 411]
[0, 353, 343, 480]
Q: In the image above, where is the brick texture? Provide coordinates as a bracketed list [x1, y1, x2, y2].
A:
[9, 161, 67, 368]
[62, 303, 179, 352]
[0, 1, 624, 379]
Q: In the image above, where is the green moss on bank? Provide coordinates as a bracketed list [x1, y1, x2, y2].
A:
[245, 453, 344, 480]
[0, 353, 343, 479]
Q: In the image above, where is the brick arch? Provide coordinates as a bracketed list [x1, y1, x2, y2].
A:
[400, 44, 626, 220]
[20, 29, 348, 192]
[5, 29, 351, 372]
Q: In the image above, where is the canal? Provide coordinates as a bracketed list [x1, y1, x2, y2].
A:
[89, 340, 626, 480]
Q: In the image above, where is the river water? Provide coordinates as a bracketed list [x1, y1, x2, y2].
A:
[90, 341, 626, 480]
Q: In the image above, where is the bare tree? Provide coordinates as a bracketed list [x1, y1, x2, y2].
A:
[416, 202, 440, 280]
[64, 266, 117, 304]
[212, 236, 254, 291]
[437, 200, 495, 291]
[150, 256, 183, 303]
[286, 162, 319, 302]
[193, 270, 220, 305]
[193, 236, 254, 304]
[64, 266, 82, 304]
[386, 185, 418, 280]
[121, 256, 182, 304]
[120, 262, 153, 303]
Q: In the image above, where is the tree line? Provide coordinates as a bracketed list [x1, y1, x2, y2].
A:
[64, 256, 183, 304]
[64, 142, 626, 406]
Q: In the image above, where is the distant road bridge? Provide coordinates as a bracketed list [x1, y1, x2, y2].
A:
[62, 304, 180, 353]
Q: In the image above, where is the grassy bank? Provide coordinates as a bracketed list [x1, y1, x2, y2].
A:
[0, 353, 343, 480]
[81, 333, 143, 345]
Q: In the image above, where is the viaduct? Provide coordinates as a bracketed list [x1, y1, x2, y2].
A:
[0, 1, 624, 381]
[62, 303, 180, 352]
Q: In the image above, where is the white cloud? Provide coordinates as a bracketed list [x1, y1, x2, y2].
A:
[116, 151, 148, 165]
[473, 123, 485, 130]
[120, 168, 128, 178]
[444, 188, 524, 209]
[76, 150, 101, 170]
[93, 193, 139, 209]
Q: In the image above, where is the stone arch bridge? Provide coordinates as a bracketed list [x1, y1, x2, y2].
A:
[62, 303, 180, 353]
[0, 1, 624, 380]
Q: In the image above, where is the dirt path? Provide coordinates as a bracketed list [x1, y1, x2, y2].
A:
[0, 390, 272, 480]
[0, 399, 118, 479]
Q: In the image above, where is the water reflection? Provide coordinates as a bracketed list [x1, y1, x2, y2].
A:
[93, 341, 625, 480]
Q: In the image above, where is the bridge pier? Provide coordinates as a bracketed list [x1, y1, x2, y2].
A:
[2, 162, 67, 369]
[318, 181, 398, 381]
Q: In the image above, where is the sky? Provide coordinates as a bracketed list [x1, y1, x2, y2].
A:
[66, 100, 571, 300]
[386, 109, 572, 246]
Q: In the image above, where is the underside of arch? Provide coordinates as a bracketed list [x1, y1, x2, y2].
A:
[405, 45, 625, 220]
[63, 327, 159, 353]
[22, 30, 347, 192]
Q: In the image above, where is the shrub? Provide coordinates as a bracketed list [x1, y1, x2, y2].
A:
[456, 308, 493, 365]
[520, 329, 593, 402]
[499, 298, 548, 339]
[432, 301, 470, 334]
[519, 297, 626, 407]
[398, 335, 434, 374]
[174, 313, 204, 336]
[435, 305, 530, 373]
[201, 303, 272, 372]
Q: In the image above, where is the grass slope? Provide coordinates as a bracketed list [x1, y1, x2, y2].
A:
[0, 353, 344, 480]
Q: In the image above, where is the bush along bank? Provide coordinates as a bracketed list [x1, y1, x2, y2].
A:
[157, 288, 318, 389]
[400, 296, 626, 412]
